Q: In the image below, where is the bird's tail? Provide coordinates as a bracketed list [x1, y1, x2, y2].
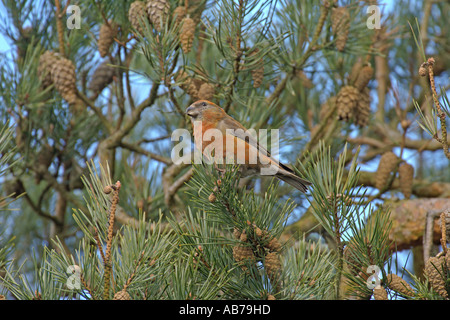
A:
[276, 171, 312, 193]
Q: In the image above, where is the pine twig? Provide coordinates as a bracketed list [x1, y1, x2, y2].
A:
[425, 58, 449, 160]
[55, 0, 66, 56]
[266, 1, 329, 108]
[79, 270, 96, 300]
[103, 181, 121, 300]
[440, 211, 448, 255]
[122, 250, 145, 291]
[93, 227, 106, 264]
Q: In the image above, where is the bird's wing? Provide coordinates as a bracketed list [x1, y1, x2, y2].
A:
[217, 116, 295, 173]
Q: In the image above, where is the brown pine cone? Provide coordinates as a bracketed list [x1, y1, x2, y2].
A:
[172, 6, 186, 27]
[336, 85, 360, 121]
[418, 63, 428, 77]
[239, 230, 248, 242]
[348, 58, 363, 85]
[180, 17, 196, 54]
[233, 228, 241, 240]
[88, 60, 116, 96]
[98, 21, 118, 58]
[187, 78, 204, 100]
[386, 273, 414, 297]
[373, 285, 388, 300]
[253, 226, 263, 238]
[38, 51, 60, 88]
[331, 7, 350, 52]
[129, 1, 149, 35]
[264, 252, 281, 281]
[146, 0, 170, 32]
[198, 82, 215, 101]
[375, 151, 398, 190]
[444, 213, 450, 243]
[248, 49, 264, 88]
[424, 256, 448, 299]
[113, 289, 131, 300]
[186, 0, 206, 25]
[354, 65, 374, 91]
[398, 162, 414, 199]
[51, 57, 78, 104]
[265, 237, 281, 253]
[251, 65, 264, 88]
[354, 87, 371, 127]
[232, 244, 256, 267]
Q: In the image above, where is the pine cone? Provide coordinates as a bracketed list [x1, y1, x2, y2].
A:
[129, 1, 149, 35]
[375, 151, 398, 190]
[146, 0, 170, 32]
[331, 7, 350, 52]
[38, 51, 60, 89]
[187, 0, 206, 25]
[180, 17, 196, 54]
[386, 273, 414, 297]
[354, 65, 374, 92]
[424, 256, 448, 299]
[336, 85, 360, 121]
[239, 230, 248, 242]
[248, 49, 264, 88]
[254, 226, 263, 238]
[348, 58, 363, 85]
[88, 60, 116, 96]
[354, 87, 371, 127]
[198, 82, 215, 101]
[232, 244, 255, 266]
[98, 21, 118, 58]
[251, 65, 264, 88]
[233, 228, 241, 240]
[51, 57, 78, 104]
[398, 162, 414, 199]
[103, 185, 113, 194]
[173, 6, 186, 27]
[418, 63, 428, 77]
[208, 192, 216, 203]
[373, 285, 388, 300]
[265, 237, 281, 252]
[444, 212, 450, 242]
[264, 252, 281, 281]
[113, 289, 131, 300]
[187, 78, 204, 100]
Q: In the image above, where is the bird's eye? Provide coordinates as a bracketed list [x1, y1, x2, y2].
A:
[202, 102, 207, 107]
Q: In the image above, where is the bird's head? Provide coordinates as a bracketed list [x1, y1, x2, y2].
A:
[185, 100, 225, 121]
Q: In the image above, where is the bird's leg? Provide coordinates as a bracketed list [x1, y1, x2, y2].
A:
[214, 163, 226, 174]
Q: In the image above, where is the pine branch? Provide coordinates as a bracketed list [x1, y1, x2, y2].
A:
[103, 181, 121, 300]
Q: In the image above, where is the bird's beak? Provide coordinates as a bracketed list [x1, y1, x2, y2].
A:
[185, 105, 194, 117]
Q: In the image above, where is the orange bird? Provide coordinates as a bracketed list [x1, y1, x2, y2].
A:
[185, 100, 311, 193]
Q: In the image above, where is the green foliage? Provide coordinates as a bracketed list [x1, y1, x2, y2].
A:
[0, 0, 448, 301]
